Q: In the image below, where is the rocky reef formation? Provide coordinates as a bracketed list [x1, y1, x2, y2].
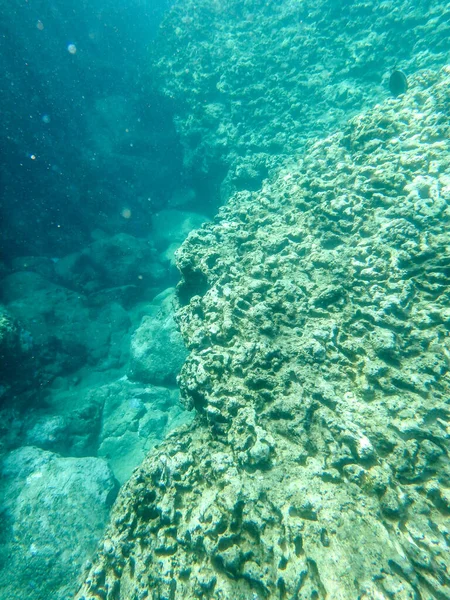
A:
[0, 447, 118, 600]
[152, 0, 450, 202]
[0, 0, 184, 259]
[0, 287, 192, 599]
[0, 251, 196, 599]
[75, 66, 450, 599]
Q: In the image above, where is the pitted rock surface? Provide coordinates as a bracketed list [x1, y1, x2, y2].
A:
[75, 69, 450, 599]
[152, 0, 450, 200]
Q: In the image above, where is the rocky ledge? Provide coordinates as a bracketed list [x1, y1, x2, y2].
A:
[75, 67, 450, 599]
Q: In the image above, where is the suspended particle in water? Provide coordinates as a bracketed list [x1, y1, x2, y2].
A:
[36, 20, 44, 30]
[121, 208, 132, 219]
[30, 154, 36, 160]
[67, 43, 77, 54]
[42, 114, 51, 124]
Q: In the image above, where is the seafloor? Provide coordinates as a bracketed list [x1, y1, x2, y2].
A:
[1, 0, 450, 599]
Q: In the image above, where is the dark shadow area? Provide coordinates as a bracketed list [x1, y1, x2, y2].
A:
[0, 0, 182, 259]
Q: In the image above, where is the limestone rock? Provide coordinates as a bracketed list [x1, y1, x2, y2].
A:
[75, 67, 450, 599]
[152, 0, 450, 202]
[54, 232, 166, 294]
[0, 446, 118, 600]
[128, 289, 188, 385]
[97, 378, 192, 484]
[0, 271, 132, 383]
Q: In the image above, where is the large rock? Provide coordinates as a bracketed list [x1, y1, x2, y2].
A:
[150, 210, 209, 250]
[0, 446, 118, 600]
[152, 0, 450, 201]
[11, 373, 192, 485]
[0, 271, 91, 378]
[76, 68, 450, 599]
[0, 271, 132, 382]
[21, 378, 107, 458]
[97, 379, 192, 484]
[128, 288, 188, 385]
[54, 232, 167, 294]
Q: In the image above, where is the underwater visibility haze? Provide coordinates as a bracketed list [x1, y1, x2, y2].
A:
[1, 0, 450, 599]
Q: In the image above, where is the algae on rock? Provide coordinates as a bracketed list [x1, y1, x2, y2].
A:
[75, 66, 450, 599]
[151, 0, 450, 203]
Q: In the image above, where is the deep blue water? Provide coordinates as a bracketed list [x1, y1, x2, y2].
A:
[1, 0, 179, 258]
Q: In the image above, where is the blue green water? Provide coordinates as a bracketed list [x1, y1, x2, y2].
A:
[1, 0, 180, 258]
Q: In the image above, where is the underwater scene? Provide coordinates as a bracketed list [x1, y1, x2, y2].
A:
[1, 0, 450, 598]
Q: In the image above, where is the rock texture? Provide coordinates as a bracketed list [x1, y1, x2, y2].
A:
[75, 67, 450, 599]
[0, 446, 118, 600]
[152, 0, 450, 201]
[129, 288, 189, 385]
[97, 379, 191, 485]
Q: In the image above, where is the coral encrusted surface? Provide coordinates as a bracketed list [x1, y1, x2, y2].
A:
[75, 68, 450, 599]
[151, 0, 450, 200]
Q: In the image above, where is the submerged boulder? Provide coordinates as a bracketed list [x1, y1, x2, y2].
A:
[0, 271, 132, 385]
[97, 378, 192, 484]
[0, 446, 118, 600]
[128, 288, 188, 385]
[55, 232, 167, 294]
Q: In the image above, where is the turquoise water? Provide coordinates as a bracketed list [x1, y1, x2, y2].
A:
[1, 1, 450, 598]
